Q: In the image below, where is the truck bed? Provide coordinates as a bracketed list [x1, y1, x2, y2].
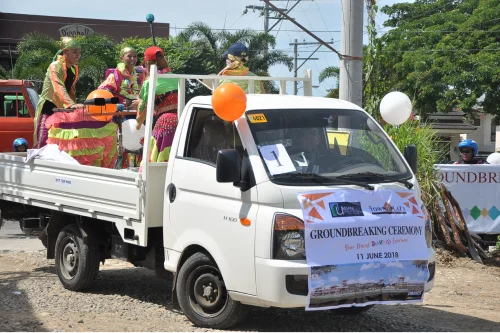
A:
[0, 153, 142, 223]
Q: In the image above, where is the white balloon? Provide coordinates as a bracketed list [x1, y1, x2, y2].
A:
[380, 91, 412, 126]
[487, 152, 500, 165]
[122, 119, 145, 151]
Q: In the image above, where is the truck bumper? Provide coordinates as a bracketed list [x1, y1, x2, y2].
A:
[232, 248, 436, 308]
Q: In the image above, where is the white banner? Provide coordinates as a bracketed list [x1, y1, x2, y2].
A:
[297, 189, 429, 310]
[436, 164, 500, 234]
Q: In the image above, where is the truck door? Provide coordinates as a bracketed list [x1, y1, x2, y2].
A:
[0, 87, 35, 151]
[167, 107, 258, 295]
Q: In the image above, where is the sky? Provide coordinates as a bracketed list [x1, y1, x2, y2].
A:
[0, 0, 412, 97]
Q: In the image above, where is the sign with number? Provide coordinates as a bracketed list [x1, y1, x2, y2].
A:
[258, 143, 296, 175]
[248, 113, 267, 123]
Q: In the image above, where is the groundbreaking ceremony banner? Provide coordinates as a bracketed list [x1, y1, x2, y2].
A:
[297, 189, 429, 311]
[436, 164, 500, 234]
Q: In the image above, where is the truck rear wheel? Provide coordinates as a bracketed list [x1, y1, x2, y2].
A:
[55, 224, 100, 291]
[176, 252, 247, 329]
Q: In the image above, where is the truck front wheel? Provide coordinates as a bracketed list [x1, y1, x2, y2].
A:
[55, 224, 100, 291]
[176, 252, 247, 329]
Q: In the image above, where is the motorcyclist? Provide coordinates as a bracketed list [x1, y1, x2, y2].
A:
[13, 138, 28, 152]
[454, 139, 488, 164]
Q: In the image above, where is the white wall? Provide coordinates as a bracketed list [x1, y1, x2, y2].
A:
[496, 127, 500, 152]
[450, 134, 461, 161]
[463, 113, 495, 153]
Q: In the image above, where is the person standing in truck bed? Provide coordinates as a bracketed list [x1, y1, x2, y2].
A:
[34, 37, 83, 148]
[136, 46, 179, 163]
[218, 42, 266, 94]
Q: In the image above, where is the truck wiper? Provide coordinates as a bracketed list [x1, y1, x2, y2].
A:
[337, 172, 414, 189]
[273, 173, 375, 190]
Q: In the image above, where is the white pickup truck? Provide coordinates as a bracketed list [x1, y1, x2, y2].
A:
[0, 68, 436, 329]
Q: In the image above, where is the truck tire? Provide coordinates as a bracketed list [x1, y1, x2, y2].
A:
[176, 252, 247, 329]
[334, 304, 374, 315]
[54, 224, 100, 291]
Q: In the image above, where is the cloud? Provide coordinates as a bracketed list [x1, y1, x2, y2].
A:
[384, 262, 404, 269]
[417, 271, 427, 277]
[360, 263, 381, 270]
[329, 276, 339, 283]
[347, 277, 377, 285]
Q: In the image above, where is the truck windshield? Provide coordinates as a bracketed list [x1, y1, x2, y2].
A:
[246, 109, 412, 186]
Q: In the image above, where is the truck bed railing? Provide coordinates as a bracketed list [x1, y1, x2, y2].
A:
[141, 67, 313, 183]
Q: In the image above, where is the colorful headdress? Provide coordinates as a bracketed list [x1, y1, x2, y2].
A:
[120, 46, 137, 57]
[218, 42, 250, 76]
[222, 42, 249, 62]
[53, 37, 81, 61]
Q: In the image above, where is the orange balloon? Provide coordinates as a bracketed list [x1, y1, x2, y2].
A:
[86, 89, 116, 121]
[211, 83, 247, 122]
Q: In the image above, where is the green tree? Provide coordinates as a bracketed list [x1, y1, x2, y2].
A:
[13, 33, 117, 100]
[118, 36, 211, 100]
[176, 22, 293, 93]
[0, 65, 8, 79]
[318, 66, 339, 98]
[378, 0, 500, 117]
[75, 34, 117, 100]
[14, 32, 59, 83]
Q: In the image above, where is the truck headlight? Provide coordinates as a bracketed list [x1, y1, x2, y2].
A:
[421, 204, 432, 248]
[273, 214, 306, 260]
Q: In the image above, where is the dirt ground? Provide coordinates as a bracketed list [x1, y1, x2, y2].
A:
[0, 248, 499, 332]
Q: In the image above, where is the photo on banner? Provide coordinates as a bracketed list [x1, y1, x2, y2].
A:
[309, 260, 428, 309]
[296, 189, 429, 310]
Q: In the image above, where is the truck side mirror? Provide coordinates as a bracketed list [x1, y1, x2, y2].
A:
[404, 144, 418, 174]
[216, 149, 241, 183]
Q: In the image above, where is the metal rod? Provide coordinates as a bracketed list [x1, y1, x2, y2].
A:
[293, 39, 297, 95]
[263, 0, 361, 60]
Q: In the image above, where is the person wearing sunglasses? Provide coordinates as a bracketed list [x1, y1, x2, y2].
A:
[454, 139, 488, 164]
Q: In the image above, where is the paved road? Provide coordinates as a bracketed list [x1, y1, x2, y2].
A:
[0, 220, 45, 252]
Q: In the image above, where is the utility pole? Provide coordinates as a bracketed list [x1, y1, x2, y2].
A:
[290, 40, 334, 95]
[244, 1, 310, 73]
[339, 0, 364, 107]
[293, 39, 297, 95]
[264, 2, 269, 34]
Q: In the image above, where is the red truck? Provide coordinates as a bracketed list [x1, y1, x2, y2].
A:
[0, 79, 39, 152]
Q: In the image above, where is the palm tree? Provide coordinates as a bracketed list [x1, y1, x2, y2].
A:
[13, 32, 117, 100]
[177, 22, 293, 93]
[319, 66, 340, 98]
[14, 32, 59, 83]
[75, 34, 117, 100]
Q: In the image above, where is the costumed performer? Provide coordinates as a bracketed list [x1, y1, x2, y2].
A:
[136, 46, 179, 163]
[34, 37, 83, 148]
[218, 42, 266, 94]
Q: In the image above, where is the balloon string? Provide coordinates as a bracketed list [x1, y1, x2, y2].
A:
[232, 122, 236, 149]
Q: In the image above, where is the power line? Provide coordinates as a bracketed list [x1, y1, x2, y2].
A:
[315, 0, 335, 42]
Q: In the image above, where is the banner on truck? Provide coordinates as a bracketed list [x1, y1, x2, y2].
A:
[297, 189, 429, 311]
[436, 164, 500, 234]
